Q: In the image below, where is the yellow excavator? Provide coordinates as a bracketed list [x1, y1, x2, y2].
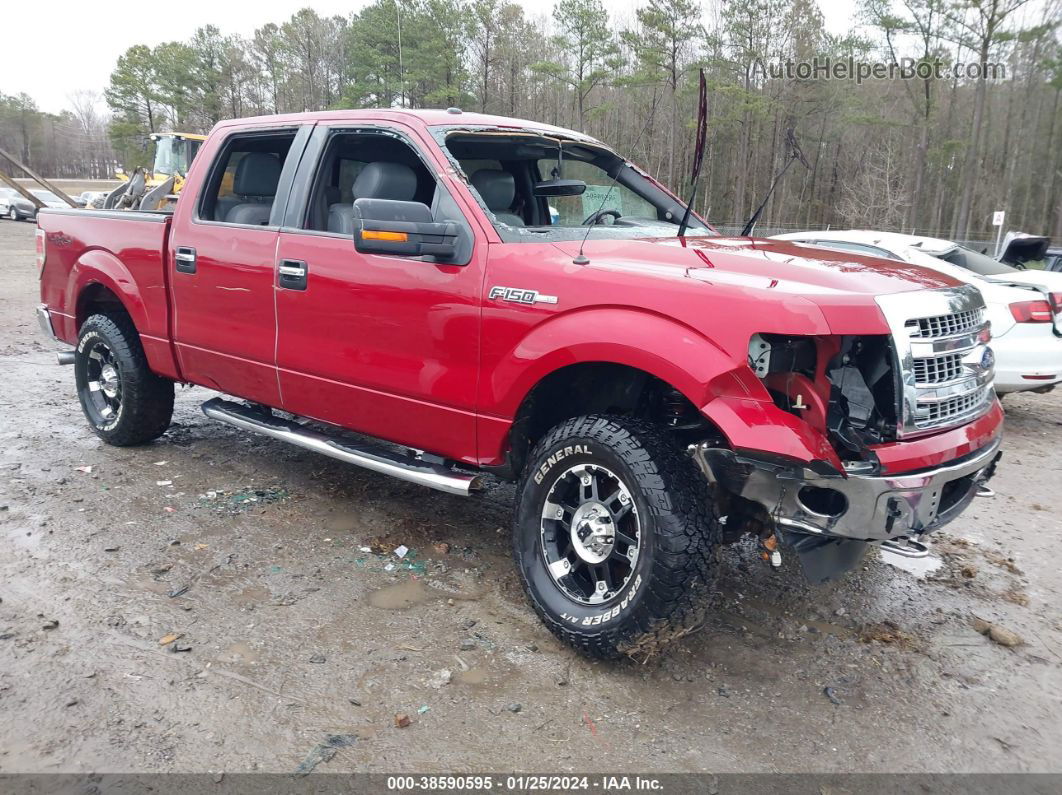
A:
[107, 132, 207, 211]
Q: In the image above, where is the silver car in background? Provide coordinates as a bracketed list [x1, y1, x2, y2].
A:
[0, 188, 68, 221]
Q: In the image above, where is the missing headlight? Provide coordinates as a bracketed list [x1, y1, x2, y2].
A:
[826, 335, 899, 448]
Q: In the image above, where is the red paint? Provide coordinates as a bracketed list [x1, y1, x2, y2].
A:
[871, 401, 1004, 473]
[37, 109, 1002, 477]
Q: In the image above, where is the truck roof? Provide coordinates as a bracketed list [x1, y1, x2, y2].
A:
[211, 108, 597, 142]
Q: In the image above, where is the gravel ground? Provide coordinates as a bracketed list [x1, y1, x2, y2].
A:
[1, 216, 1061, 774]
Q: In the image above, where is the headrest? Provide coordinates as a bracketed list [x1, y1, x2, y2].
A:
[471, 169, 515, 211]
[327, 204, 357, 235]
[353, 162, 417, 201]
[233, 152, 281, 196]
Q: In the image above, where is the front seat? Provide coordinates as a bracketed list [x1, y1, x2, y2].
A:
[222, 152, 282, 225]
[328, 162, 418, 234]
[470, 169, 523, 226]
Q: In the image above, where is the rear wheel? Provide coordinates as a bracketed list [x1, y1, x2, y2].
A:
[75, 314, 174, 446]
[7, 207, 17, 221]
[513, 415, 721, 660]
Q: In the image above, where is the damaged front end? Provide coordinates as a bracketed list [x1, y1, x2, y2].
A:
[693, 285, 1002, 583]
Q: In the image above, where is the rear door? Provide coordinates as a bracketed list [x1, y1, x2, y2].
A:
[169, 125, 310, 406]
[271, 122, 485, 462]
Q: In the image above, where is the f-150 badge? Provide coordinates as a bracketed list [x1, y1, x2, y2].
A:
[488, 286, 558, 305]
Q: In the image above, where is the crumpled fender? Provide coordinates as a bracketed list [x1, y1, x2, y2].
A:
[700, 396, 843, 470]
[483, 305, 842, 471]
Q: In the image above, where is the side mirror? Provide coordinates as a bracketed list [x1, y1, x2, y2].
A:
[353, 198, 458, 260]
[533, 178, 586, 197]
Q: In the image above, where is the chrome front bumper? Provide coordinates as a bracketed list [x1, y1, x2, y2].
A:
[690, 437, 1002, 542]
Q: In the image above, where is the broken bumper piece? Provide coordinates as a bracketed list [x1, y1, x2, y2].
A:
[689, 435, 1002, 543]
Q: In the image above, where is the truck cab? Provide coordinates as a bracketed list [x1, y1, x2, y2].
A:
[36, 110, 1003, 660]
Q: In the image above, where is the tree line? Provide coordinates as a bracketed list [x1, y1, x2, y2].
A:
[3, 0, 1060, 241]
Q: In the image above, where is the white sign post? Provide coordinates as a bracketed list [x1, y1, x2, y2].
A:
[992, 210, 1005, 258]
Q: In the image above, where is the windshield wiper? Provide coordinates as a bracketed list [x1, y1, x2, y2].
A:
[677, 69, 708, 238]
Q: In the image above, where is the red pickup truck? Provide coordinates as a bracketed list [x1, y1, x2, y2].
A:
[36, 109, 1003, 659]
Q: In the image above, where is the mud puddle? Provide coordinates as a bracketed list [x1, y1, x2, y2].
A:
[368, 579, 435, 609]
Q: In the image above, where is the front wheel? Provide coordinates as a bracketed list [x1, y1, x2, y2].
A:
[513, 415, 721, 660]
[75, 314, 174, 446]
[7, 207, 18, 221]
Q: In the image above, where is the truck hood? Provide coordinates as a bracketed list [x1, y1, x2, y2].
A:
[553, 235, 959, 297]
[548, 235, 965, 339]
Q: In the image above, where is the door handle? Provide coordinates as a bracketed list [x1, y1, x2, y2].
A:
[277, 259, 308, 291]
[175, 246, 197, 274]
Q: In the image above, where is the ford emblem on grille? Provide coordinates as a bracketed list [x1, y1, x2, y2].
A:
[981, 347, 995, 371]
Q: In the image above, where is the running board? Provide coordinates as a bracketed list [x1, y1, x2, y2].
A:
[201, 398, 484, 497]
[879, 537, 930, 559]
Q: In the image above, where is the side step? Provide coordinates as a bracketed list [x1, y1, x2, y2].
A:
[879, 537, 930, 559]
[201, 398, 483, 497]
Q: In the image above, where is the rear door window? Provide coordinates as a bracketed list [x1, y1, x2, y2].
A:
[198, 131, 298, 226]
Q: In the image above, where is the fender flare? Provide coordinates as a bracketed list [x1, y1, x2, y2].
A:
[483, 307, 754, 420]
[64, 248, 182, 381]
[67, 249, 154, 334]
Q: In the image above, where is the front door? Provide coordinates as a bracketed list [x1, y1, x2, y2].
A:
[272, 125, 484, 462]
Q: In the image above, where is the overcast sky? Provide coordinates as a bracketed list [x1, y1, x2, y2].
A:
[0, 0, 860, 115]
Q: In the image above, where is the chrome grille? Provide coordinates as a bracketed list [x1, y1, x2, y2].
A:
[913, 353, 965, 385]
[923, 389, 988, 424]
[876, 287, 994, 437]
[905, 308, 984, 339]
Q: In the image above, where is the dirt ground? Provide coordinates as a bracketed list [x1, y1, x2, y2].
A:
[1, 216, 1061, 775]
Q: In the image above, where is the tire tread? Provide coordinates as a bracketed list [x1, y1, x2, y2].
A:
[513, 414, 721, 661]
[77, 313, 174, 446]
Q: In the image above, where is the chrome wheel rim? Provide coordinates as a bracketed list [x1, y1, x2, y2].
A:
[540, 463, 640, 605]
[83, 340, 123, 424]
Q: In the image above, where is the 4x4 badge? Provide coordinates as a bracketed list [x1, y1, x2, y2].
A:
[488, 286, 558, 305]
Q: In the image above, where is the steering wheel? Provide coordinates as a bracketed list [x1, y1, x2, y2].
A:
[582, 208, 622, 226]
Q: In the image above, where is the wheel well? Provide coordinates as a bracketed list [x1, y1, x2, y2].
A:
[77, 284, 128, 330]
[505, 362, 713, 478]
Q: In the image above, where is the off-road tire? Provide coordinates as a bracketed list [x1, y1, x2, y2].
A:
[513, 415, 721, 660]
[75, 313, 174, 446]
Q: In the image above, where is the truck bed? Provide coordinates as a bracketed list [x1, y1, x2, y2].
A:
[37, 208, 179, 379]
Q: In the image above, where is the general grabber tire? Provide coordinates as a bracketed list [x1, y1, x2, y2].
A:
[513, 415, 721, 660]
[75, 313, 174, 446]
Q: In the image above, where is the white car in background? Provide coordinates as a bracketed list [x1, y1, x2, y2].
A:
[770, 230, 1062, 396]
[931, 233, 1062, 293]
